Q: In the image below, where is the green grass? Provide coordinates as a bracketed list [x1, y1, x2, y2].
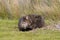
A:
[0, 19, 60, 40]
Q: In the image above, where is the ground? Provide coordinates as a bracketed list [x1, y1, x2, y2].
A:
[0, 19, 60, 40]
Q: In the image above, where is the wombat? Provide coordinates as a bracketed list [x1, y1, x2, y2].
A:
[18, 14, 44, 31]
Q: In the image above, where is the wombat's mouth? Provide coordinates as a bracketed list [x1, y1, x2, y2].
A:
[20, 28, 32, 31]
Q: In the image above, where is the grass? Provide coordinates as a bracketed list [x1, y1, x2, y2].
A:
[0, 19, 60, 40]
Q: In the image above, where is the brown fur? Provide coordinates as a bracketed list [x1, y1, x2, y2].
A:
[18, 14, 44, 31]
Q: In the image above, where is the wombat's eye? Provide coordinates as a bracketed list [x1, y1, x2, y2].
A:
[35, 16, 40, 18]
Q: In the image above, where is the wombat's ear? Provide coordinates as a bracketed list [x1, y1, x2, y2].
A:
[26, 16, 29, 19]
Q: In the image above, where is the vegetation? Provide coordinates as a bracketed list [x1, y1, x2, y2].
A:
[0, 0, 60, 40]
[0, 0, 60, 20]
[0, 19, 60, 40]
